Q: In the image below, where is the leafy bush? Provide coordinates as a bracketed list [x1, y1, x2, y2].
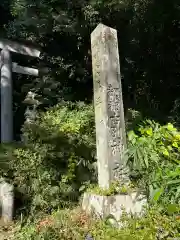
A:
[14, 207, 180, 240]
[87, 180, 134, 196]
[125, 108, 143, 132]
[0, 102, 96, 215]
[127, 120, 180, 204]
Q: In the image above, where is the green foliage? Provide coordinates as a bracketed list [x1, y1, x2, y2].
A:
[3, 0, 180, 140]
[0, 102, 96, 215]
[87, 181, 134, 196]
[125, 109, 143, 132]
[127, 120, 180, 204]
[14, 207, 180, 240]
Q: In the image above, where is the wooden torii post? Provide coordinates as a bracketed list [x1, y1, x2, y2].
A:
[0, 38, 41, 143]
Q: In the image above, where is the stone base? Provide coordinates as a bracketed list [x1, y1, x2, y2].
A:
[82, 191, 147, 221]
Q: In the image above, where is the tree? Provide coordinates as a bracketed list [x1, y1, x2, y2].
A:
[2, 0, 180, 138]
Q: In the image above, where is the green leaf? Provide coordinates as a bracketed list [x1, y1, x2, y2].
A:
[144, 150, 149, 168]
[136, 148, 143, 169]
[167, 145, 173, 151]
[175, 187, 180, 200]
[166, 204, 180, 214]
[128, 131, 137, 142]
[167, 179, 180, 185]
[162, 148, 169, 156]
[79, 185, 86, 192]
[166, 123, 176, 131]
[172, 142, 178, 148]
[146, 128, 153, 136]
[151, 187, 164, 202]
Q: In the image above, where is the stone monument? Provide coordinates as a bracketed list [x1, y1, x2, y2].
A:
[91, 23, 128, 189]
[0, 178, 14, 223]
[82, 24, 146, 221]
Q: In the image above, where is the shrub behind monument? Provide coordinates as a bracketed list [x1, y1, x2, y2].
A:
[0, 102, 96, 215]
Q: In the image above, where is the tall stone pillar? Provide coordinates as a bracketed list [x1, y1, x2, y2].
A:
[91, 24, 128, 190]
[1, 49, 13, 142]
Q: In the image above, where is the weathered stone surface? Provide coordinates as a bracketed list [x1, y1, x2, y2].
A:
[91, 23, 128, 190]
[1, 49, 13, 143]
[12, 63, 39, 76]
[82, 192, 147, 221]
[0, 38, 41, 57]
[0, 179, 14, 222]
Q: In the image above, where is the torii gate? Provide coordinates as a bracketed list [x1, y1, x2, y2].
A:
[0, 38, 41, 143]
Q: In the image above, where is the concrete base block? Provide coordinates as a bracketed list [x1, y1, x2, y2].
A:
[82, 191, 147, 221]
